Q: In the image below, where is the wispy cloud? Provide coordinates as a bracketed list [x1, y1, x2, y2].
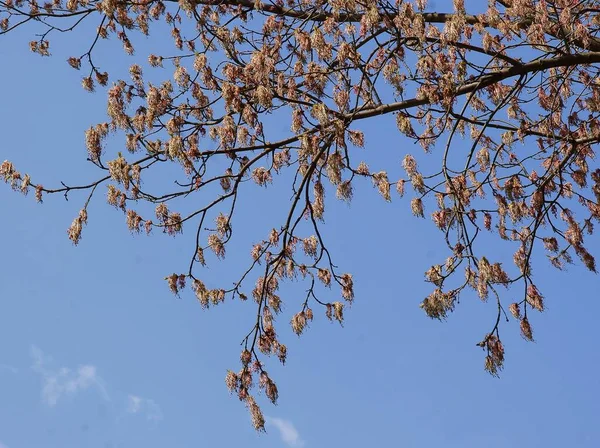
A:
[0, 441, 9, 448]
[126, 394, 162, 422]
[266, 417, 305, 447]
[0, 363, 18, 374]
[30, 345, 109, 406]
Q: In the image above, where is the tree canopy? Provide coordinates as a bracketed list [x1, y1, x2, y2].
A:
[2, 0, 600, 430]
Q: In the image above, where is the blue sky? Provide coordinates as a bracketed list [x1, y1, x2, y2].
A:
[1, 3, 600, 448]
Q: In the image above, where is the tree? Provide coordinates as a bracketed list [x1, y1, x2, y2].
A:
[2, 0, 599, 430]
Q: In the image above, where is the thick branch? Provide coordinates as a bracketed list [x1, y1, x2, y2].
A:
[191, 0, 483, 24]
[190, 0, 600, 52]
[350, 52, 600, 120]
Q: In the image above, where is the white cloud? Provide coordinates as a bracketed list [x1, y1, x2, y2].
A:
[0, 364, 18, 374]
[127, 394, 142, 413]
[126, 394, 162, 422]
[0, 441, 9, 448]
[266, 417, 305, 447]
[30, 345, 109, 406]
